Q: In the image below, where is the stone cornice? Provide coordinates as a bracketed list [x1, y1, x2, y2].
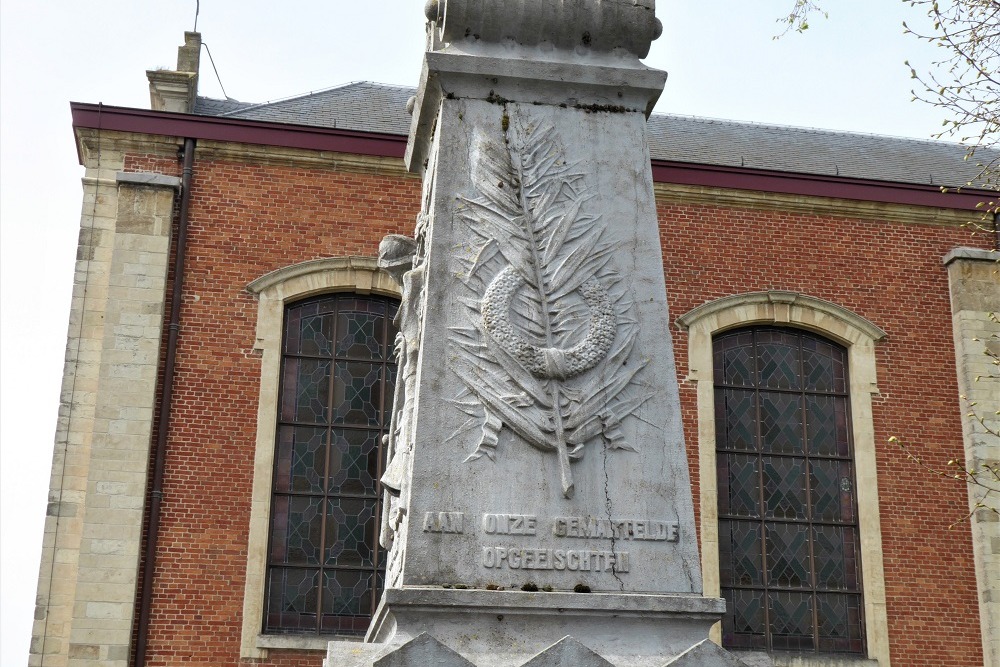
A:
[76, 128, 183, 167]
[943, 246, 999, 265]
[196, 140, 414, 177]
[654, 182, 984, 226]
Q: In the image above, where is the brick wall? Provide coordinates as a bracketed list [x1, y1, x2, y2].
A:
[661, 200, 991, 667]
[128, 148, 989, 666]
[132, 152, 419, 667]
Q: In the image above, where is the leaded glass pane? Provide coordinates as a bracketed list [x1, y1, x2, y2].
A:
[321, 569, 377, 633]
[719, 454, 760, 518]
[805, 395, 849, 457]
[812, 525, 860, 590]
[300, 312, 334, 357]
[817, 594, 864, 653]
[714, 331, 756, 386]
[714, 327, 860, 655]
[328, 429, 381, 496]
[769, 591, 814, 651]
[716, 389, 757, 451]
[281, 358, 331, 424]
[332, 361, 384, 426]
[762, 456, 806, 520]
[723, 588, 767, 650]
[335, 298, 388, 359]
[802, 337, 846, 393]
[759, 392, 803, 454]
[325, 498, 378, 568]
[269, 294, 398, 635]
[719, 520, 762, 587]
[265, 568, 320, 632]
[766, 523, 810, 588]
[270, 496, 324, 565]
[274, 426, 327, 494]
[756, 330, 801, 390]
[810, 459, 855, 523]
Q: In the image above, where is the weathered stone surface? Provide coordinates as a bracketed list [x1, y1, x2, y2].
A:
[29, 157, 178, 667]
[330, 1, 736, 664]
[520, 636, 613, 667]
[945, 247, 1000, 667]
[374, 633, 474, 667]
[360, 588, 723, 667]
[388, 0, 698, 595]
[662, 640, 758, 667]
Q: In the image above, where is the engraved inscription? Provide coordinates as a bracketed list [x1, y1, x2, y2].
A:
[422, 512, 465, 534]
[482, 547, 630, 572]
[482, 513, 537, 535]
[552, 517, 679, 542]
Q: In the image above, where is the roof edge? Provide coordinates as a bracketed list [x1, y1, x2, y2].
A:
[70, 102, 994, 211]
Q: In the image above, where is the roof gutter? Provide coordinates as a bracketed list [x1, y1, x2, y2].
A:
[132, 137, 196, 667]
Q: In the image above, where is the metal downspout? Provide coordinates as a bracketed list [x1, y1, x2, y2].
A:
[133, 137, 196, 667]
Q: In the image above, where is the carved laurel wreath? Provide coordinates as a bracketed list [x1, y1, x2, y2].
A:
[451, 113, 651, 498]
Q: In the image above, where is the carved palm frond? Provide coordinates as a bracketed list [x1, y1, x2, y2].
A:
[451, 112, 647, 497]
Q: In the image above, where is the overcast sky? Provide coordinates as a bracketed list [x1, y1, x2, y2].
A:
[0, 1, 947, 664]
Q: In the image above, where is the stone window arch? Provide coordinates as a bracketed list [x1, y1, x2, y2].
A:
[240, 258, 400, 657]
[677, 291, 891, 666]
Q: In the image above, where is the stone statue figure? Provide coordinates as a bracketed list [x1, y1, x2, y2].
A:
[377, 232, 424, 585]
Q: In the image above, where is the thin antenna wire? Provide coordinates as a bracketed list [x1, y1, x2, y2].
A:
[202, 42, 230, 100]
[194, 0, 200, 31]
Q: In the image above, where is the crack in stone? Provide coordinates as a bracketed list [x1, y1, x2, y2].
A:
[602, 443, 626, 592]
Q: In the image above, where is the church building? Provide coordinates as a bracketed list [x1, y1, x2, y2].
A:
[30, 29, 999, 667]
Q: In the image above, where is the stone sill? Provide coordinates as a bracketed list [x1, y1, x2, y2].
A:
[379, 586, 726, 617]
[737, 651, 879, 667]
[256, 633, 362, 652]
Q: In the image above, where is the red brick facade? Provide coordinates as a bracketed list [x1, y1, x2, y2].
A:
[11, 73, 972, 667]
[116, 140, 991, 667]
[662, 202, 990, 667]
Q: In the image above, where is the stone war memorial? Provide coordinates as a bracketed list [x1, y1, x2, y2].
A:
[328, 2, 752, 665]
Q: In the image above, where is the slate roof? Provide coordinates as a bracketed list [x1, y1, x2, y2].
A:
[195, 82, 998, 190]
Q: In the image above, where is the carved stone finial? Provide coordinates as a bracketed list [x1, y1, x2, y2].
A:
[424, 0, 440, 23]
[436, 0, 660, 58]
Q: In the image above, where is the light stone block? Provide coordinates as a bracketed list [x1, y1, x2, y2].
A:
[31, 161, 174, 667]
[945, 247, 1000, 667]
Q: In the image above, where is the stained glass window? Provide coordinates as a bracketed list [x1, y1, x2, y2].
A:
[715, 327, 864, 655]
[265, 294, 399, 635]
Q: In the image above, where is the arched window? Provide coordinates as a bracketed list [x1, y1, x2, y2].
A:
[264, 293, 399, 635]
[714, 327, 863, 654]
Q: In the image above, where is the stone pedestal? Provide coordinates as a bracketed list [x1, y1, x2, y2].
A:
[330, 588, 729, 667]
[328, 2, 752, 665]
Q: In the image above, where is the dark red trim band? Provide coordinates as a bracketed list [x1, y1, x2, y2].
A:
[71, 102, 407, 160]
[72, 102, 993, 211]
[651, 160, 990, 211]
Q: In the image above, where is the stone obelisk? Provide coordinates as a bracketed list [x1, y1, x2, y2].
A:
[328, 2, 752, 665]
